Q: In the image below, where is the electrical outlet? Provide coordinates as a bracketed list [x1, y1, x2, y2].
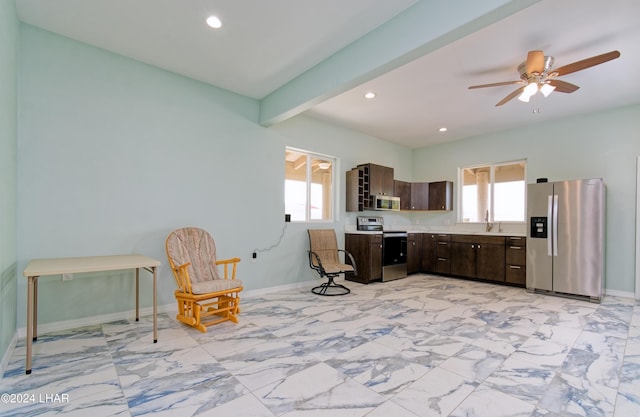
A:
[62, 273, 74, 281]
[251, 252, 257, 263]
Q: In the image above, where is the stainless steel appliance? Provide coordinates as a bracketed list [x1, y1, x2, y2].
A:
[372, 194, 400, 211]
[526, 178, 605, 302]
[382, 231, 407, 281]
[356, 216, 407, 281]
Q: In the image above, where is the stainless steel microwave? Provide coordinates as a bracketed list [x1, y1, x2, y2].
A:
[372, 195, 400, 211]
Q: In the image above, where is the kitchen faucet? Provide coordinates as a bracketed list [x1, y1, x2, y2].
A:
[485, 210, 493, 232]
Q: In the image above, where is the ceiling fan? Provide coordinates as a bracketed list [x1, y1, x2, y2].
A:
[469, 50, 621, 106]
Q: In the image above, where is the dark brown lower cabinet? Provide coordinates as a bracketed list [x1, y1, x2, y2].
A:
[345, 233, 382, 284]
[346, 232, 523, 287]
[450, 234, 505, 282]
[505, 236, 527, 285]
[422, 233, 451, 274]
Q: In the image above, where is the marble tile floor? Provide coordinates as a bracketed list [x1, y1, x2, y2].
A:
[2, 274, 639, 417]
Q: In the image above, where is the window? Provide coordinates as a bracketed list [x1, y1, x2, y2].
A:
[285, 147, 335, 222]
[460, 160, 526, 223]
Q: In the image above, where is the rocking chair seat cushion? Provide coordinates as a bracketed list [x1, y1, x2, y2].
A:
[191, 278, 243, 295]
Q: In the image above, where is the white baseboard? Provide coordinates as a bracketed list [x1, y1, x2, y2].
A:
[605, 288, 635, 299]
[15, 303, 176, 340]
[12, 279, 318, 340]
[9, 278, 634, 342]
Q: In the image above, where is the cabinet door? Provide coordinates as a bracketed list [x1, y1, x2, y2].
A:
[476, 242, 505, 282]
[368, 164, 394, 196]
[428, 181, 453, 211]
[421, 234, 436, 272]
[410, 182, 429, 210]
[407, 233, 421, 274]
[450, 241, 476, 278]
[394, 180, 411, 210]
[345, 234, 382, 283]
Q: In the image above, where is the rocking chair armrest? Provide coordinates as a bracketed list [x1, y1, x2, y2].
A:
[172, 262, 193, 293]
[338, 249, 358, 276]
[215, 257, 241, 279]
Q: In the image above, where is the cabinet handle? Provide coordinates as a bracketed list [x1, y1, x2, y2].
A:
[477, 244, 481, 249]
[471, 244, 475, 249]
[510, 237, 522, 241]
[412, 242, 416, 246]
[437, 257, 447, 261]
[438, 242, 448, 245]
[509, 265, 522, 269]
[509, 246, 522, 250]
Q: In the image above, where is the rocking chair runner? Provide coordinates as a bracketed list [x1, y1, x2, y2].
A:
[165, 227, 243, 332]
[307, 229, 357, 295]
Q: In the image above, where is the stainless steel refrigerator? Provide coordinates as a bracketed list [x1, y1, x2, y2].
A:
[526, 178, 605, 302]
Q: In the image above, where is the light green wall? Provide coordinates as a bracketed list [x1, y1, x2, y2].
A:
[8, 16, 640, 340]
[0, 0, 19, 363]
[412, 105, 640, 293]
[15, 25, 413, 327]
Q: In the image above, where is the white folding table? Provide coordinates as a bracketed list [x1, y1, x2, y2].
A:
[22, 254, 160, 374]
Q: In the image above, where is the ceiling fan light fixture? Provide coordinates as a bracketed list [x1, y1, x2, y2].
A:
[318, 162, 331, 170]
[539, 83, 556, 97]
[517, 92, 531, 103]
[524, 82, 538, 96]
[518, 82, 538, 102]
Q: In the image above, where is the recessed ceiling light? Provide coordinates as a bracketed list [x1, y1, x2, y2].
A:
[364, 92, 376, 99]
[206, 15, 222, 29]
[439, 127, 448, 132]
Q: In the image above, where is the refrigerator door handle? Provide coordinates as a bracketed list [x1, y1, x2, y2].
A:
[553, 194, 559, 256]
[547, 195, 553, 256]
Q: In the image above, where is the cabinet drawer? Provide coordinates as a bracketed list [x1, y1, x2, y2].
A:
[436, 241, 450, 257]
[505, 265, 526, 285]
[507, 236, 526, 246]
[435, 257, 450, 274]
[506, 245, 526, 265]
[451, 234, 505, 245]
[435, 234, 450, 242]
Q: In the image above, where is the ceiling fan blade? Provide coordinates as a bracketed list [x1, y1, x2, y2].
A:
[547, 79, 580, 93]
[525, 50, 545, 75]
[496, 86, 525, 106]
[552, 50, 620, 76]
[468, 80, 523, 89]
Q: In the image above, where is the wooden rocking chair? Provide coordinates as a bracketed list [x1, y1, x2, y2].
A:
[165, 227, 243, 332]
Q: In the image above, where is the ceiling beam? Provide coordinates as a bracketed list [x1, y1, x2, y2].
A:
[259, 0, 542, 127]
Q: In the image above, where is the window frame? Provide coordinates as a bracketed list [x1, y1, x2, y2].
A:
[284, 147, 338, 223]
[458, 159, 526, 224]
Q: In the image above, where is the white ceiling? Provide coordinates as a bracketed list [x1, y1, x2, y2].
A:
[16, 0, 640, 149]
